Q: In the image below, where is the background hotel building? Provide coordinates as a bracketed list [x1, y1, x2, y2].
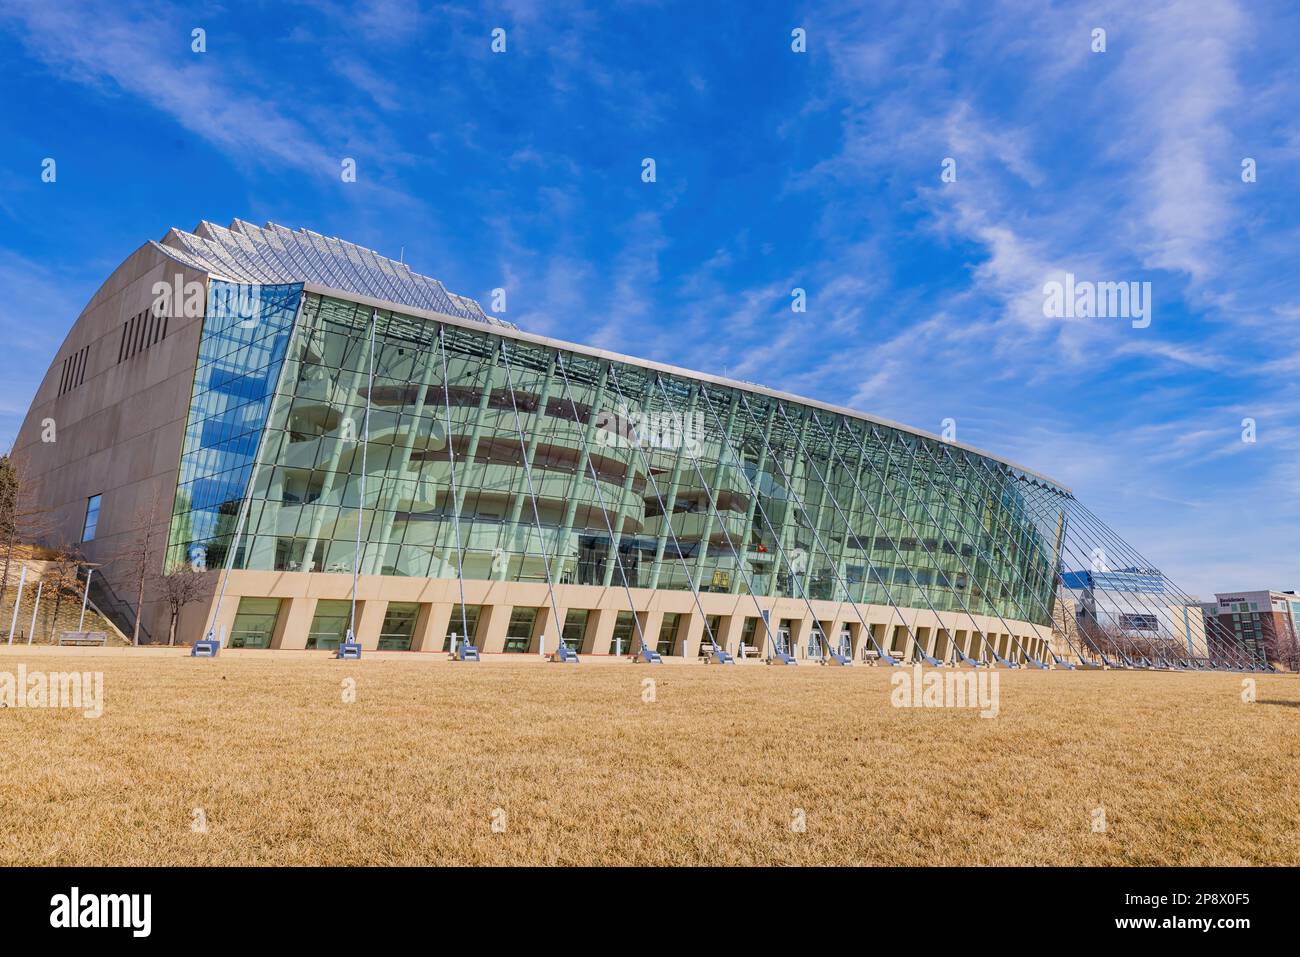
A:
[9, 220, 1265, 668]
[1201, 591, 1300, 667]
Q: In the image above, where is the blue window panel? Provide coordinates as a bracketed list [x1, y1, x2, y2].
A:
[190, 478, 240, 513]
[166, 282, 302, 565]
[208, 365, 271, 401]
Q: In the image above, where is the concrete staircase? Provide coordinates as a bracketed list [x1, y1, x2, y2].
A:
[0, 557, 128, 645]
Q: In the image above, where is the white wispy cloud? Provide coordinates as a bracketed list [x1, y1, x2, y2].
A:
[2, 1, 337, 175]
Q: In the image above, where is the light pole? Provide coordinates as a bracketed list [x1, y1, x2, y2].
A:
[28, 580, 43, 645]
[77, 565, 94, 631]
[7, 565, 26, 645]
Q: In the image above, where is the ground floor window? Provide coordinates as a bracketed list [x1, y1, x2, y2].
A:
[740, 616, 760, 655]
[891, 625, 908, 655]
[228, 597, 281, 649]
[609, 611, 636, 655]
[504, 607, 539, 653]
[561, 609, 588, 652]
[656, 613, 681, 655]
[307, 599, 351, 650]
[697, 614, 723, 656]
[377, 602, 419, 651]
[444, 604, 482, 651]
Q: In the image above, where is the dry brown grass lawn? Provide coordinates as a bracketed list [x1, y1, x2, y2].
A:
[1, 647, 1298, 866]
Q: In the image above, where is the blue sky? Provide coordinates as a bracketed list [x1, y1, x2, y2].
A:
[1, 0, 1297, 597]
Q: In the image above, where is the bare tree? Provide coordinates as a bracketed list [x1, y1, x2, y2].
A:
[0, 457, 16, 604]
[0, 455, 53, 608]
[1264, 623, 1300, 672]
[158, 561, 206, 645]
[1051, 594, 1083, 661]
[114, 492, 166, 646]
[41, 542, 83, 640]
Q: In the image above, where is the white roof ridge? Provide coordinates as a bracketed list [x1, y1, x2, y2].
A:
[148, 218, 515, 330]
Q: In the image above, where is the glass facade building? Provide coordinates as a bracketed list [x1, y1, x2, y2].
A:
[12, 219, 1272, 668]
[167, 282, 1076, 635]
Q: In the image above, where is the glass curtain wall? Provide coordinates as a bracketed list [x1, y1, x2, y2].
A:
[171, 290, 1066, 626]
[167, 281, 303, 570]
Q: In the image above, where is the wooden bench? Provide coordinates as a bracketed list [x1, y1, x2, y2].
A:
[739, 643, 761, 658]
[58, 631, 108, 647]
